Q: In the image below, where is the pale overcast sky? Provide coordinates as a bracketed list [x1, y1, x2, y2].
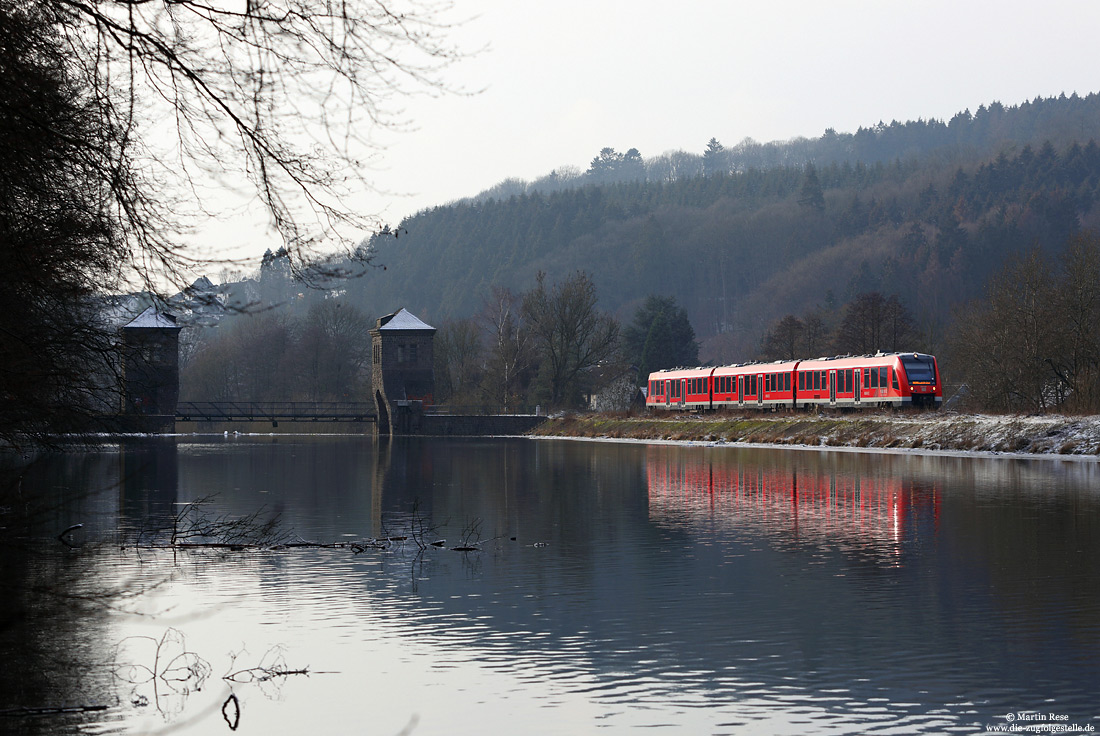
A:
[201, 0, 1100, 269]
[367, 0, 1100, 217]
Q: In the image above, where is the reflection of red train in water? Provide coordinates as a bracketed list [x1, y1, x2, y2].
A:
[646, 448, 940, 547]
[646, 352, 942, 411]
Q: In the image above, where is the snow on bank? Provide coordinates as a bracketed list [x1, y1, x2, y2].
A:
[531, 412, 1100, 460]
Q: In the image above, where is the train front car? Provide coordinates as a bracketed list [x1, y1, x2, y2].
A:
[795, 353, 941, 410]
[646, 367, 716, 411]
[897, 352, 942, 409]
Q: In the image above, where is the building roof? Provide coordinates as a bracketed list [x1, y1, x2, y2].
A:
[377, 308, 435, 331]
[124, 306, 181, 330]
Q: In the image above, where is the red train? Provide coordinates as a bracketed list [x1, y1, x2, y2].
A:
[646, 352, 941, 411]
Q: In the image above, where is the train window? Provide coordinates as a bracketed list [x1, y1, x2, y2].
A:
[798, 373, 804, 391]
[901, 355, 936, 383]
[863, 367, 871, 389]
[821, 371, 827, 388]
[879, 367, 887, 387]
[891, 369, 899, 390]
[784, 373, 791, 392]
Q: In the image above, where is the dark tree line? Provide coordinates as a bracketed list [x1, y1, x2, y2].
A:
[1, 2, 126, 442]
[759, 292, 918, 361]
[949, 233, 1100, 413]
[433, 272, 624, 410]
[182, 300, 373, 402]
[345, 117, 1100, 363]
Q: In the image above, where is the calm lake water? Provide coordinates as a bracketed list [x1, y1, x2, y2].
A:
[2, 436, 1099, 735]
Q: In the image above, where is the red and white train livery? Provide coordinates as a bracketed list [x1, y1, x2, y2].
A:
[646, 353, 941, 411]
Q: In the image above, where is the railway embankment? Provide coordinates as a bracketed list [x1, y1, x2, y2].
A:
[529, 412, 1100, 457]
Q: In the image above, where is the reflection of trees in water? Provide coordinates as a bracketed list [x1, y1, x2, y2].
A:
[0, 441, 182, 733]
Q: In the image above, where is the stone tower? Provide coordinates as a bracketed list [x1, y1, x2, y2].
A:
[121, 307, 182, 425]
[370, 308, 436, 435]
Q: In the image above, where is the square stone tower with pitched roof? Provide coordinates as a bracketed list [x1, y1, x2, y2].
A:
[121, 307, 182, 418]
[370, 308, 436, 434]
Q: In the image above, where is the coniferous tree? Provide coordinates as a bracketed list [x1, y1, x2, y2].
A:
[798, 163, 826, 212]
[624, 296, 699, 378]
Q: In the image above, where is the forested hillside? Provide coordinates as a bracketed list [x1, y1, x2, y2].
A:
[339, 92, 1100, 361]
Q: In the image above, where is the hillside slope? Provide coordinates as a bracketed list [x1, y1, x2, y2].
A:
[334, 94, 1100, 359]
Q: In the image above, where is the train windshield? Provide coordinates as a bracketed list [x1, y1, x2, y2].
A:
[900, 355, 936, 383]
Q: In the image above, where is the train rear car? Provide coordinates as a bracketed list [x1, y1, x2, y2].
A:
[646, 367, 716, 411]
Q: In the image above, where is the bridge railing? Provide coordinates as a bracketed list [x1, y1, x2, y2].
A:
[176, 401, 376, 422]
[423, 404, 542, 416]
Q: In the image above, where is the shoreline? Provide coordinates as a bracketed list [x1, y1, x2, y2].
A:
[527, 412, 1100, 461]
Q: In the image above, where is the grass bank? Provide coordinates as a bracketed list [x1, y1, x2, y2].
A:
[529, 411, 1100, 457]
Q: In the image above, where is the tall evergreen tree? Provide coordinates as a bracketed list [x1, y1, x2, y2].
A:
[798, 163, 826, 211]
[624, 296, 699, 378]
[703, 137, 726, 177]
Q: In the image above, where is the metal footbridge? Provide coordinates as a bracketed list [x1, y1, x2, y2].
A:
[176, 402, 376, 423]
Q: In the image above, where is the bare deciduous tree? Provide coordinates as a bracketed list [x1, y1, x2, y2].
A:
[1, 0, 459, 442]
[522, 271, 619, 408]
[50, 0, 462, 283]
[433, 318, 483, 405]
[479, 287, 531, 410]
[760, 315, 805, 360]
[949, 250, 1058, 412]
[834, 292, 916, 355]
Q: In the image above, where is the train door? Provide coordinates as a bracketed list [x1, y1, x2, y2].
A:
[829, 370, 837, 406]
[738, 376, 744, 408]
[757, 374, 764, 406]
[853, 369, 861, 405]
[680, 379, 686, 408]
[664, 380, 670, 407]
